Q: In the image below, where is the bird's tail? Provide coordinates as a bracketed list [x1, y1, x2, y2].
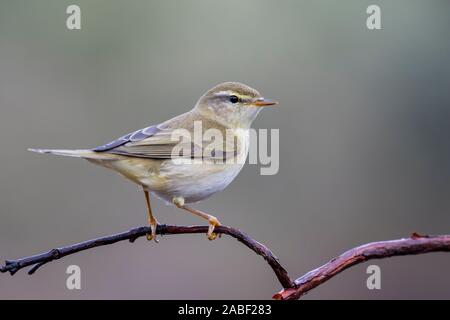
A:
[28, 148, 113, 160]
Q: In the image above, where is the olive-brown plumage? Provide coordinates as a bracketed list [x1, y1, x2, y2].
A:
[29, 82, 278, 241]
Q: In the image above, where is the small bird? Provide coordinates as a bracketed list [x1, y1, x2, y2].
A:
[29, 82, 278, 241]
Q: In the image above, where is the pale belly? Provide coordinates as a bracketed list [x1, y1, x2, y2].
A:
[153, 160, 245, 203]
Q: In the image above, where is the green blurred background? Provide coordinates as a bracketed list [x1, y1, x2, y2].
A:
[1, 0, 450, 299]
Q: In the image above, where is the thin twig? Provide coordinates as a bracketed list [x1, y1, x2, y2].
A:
[0, 224, 294, 289]
[273, 233, 450, 300]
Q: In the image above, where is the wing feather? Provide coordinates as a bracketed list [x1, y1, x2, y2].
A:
[93, 125, 162, 152]
[93, 117, 238, 160]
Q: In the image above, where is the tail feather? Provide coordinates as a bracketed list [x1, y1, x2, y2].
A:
[28, 148, 108, 159]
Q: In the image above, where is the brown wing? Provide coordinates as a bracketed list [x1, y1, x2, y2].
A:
[92, 125, 161, 152]
[93, 124, 236, 160]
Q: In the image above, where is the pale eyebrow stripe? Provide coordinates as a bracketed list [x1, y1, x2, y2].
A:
[213, 91, 254, 101]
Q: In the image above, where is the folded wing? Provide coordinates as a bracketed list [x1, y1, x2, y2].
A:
[93, 124, 236, 160]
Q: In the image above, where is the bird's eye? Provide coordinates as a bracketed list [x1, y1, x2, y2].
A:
[229, 95, 239, 104]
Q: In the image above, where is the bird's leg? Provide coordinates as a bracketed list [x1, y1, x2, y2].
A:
[173, 197, 221, 240]
[144, 189, 159, 243]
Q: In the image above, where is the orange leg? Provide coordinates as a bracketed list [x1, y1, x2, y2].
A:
[144, 189, 159, 243]
[173, 197, 221, 240]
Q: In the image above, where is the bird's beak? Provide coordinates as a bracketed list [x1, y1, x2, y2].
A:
[252, 97, 279, 107]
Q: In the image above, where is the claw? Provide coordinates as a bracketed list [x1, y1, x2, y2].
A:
[146, 221, 159, 243]
[208, 233, 218, 241]
[207, 218, 221, 241]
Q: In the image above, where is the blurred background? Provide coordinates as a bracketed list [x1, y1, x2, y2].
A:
[1, 0, 450, 299]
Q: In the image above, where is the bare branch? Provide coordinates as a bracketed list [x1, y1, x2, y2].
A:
[273, 233, 450, 300]
[0, 224, 293, 289]
[2, 226, 450, 299]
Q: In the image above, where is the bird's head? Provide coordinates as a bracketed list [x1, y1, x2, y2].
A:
[194, 82, 278, 128]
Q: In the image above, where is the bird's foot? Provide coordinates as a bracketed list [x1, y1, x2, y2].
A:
[207, 217, 221, 241]
[146, 220, 159, 243]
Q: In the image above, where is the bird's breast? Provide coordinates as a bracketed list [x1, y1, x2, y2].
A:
[156, 128, 250, 203]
